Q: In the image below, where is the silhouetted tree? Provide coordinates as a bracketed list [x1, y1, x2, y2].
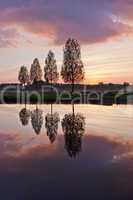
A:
[18, 66, 29, 86]
[30, 58, 42, 83]
[18, 66, 29, 103]
[61, 38, 84, 96]
[44, 50, 59, 85]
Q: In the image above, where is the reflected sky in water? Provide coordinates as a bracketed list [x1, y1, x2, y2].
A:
[0, 104, 133, 200]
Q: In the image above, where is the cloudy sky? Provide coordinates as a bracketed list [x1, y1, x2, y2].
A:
[0, 0, 133, 84]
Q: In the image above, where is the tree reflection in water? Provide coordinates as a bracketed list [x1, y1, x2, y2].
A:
[19, 103, 85, 158]
[31, 106, 43, 135]
[19, 106, 30, 126]
[45, 104, 60, 143]
[62, 104, 85, 158]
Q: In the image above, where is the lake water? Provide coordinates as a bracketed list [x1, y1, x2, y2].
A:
[0, 104, 133, 200]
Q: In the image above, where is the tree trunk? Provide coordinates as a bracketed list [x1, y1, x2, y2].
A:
[36, 104, 38, 110]
[50, 67, 53, 100]
[71, 70, 75, 127]
[51, 103, 53, 115]
[20, 84, 23, 104]
[24, 83, 26, 107]
[71, 65, 74, 102]
[72, 103, 75, 116]
[71, 78, 74, 104]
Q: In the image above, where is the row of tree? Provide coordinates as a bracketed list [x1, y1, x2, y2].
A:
[18, 38, 85, 92]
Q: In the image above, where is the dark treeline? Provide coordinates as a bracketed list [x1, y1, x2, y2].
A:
[0, 81, 130, 91]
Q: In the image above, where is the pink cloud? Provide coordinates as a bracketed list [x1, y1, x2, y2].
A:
[0, 27, 19, 47]
[0, 0, 133, 47]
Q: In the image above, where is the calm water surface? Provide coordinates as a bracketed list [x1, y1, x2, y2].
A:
[0, 104, 133, 200]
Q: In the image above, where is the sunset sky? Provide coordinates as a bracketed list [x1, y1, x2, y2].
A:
[0, 0, 133, 84]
